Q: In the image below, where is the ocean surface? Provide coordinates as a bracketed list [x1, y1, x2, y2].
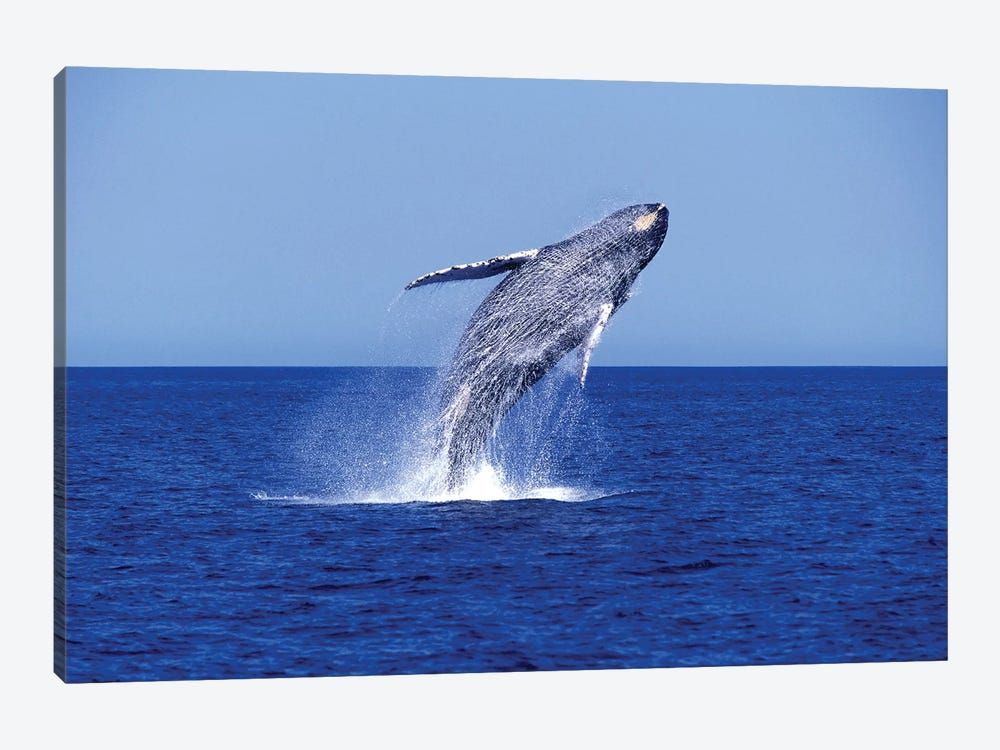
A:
[60, 366, 947, 682]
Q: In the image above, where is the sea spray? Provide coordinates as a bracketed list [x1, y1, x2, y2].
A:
[290, 278, 602, 502]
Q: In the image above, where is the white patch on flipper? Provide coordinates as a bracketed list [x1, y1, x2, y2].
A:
[405, 249, 539, 289]
[580, 302, 613, 386]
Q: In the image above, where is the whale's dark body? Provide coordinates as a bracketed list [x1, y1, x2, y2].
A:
[405, 203, 669, 489]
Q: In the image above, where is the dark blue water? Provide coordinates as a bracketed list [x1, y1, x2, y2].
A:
[61, 367, 946, 682]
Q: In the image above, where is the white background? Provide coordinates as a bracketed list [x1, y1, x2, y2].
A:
[1, 1, 996, 747]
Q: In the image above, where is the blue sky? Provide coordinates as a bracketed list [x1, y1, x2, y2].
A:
[65, 68, 946, 366]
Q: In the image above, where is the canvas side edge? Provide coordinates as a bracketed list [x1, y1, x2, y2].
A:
[54, 68, 68, 683]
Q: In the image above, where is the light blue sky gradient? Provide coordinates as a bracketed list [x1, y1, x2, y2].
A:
[65, 68, 946, 366]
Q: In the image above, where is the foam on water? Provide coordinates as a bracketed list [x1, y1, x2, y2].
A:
[253, 460, 598, 506]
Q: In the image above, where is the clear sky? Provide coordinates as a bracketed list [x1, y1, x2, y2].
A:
[65, 68, 946, 366]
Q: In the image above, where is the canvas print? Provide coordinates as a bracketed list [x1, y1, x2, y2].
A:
[54, 68, 947, 682]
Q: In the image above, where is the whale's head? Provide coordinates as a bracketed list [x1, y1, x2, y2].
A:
[581, 203, 669, 277]
[609, 203, 668, 262]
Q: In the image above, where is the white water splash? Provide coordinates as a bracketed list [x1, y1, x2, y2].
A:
[255, 412, 600, 503]
[259, 277, 609, 507]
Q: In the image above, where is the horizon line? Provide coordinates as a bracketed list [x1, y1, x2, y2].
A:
[60, 363, 948, 369]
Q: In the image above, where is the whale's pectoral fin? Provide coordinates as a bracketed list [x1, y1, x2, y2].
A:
[404, 249, 539, 290]
[580, 303, 614, 386]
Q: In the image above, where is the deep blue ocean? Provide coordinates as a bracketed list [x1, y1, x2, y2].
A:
[61, 366, 946, 682]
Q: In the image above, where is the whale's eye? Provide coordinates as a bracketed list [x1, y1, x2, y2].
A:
[632, 211, 659, 232]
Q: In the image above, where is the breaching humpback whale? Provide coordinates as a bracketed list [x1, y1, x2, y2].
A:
[405, 203, 669, 490]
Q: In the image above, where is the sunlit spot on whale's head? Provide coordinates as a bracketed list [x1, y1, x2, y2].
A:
[632, 210, 658, 232]
[632, 203, 667, 233]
